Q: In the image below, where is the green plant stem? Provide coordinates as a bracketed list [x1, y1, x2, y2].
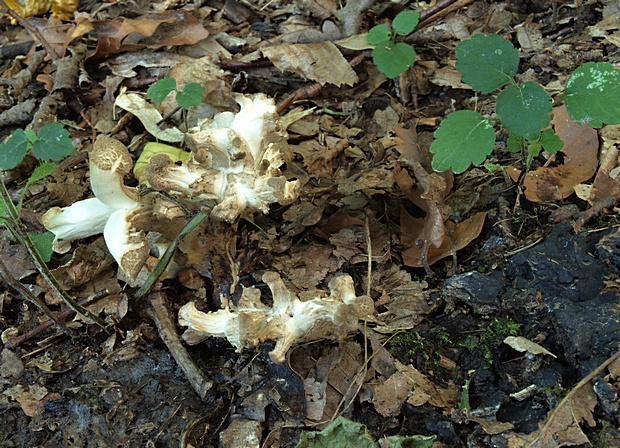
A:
[0, 179, 109, 332]
[132, 211, 208, 305]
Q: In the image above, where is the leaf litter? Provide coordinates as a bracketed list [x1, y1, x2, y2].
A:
[1, 0, 620, 447]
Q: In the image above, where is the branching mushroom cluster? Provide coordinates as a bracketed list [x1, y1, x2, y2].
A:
[179, 272, 375, 363]
[42, 93, 372, 362]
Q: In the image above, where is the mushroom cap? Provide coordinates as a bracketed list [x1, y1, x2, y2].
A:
[91, 136, 134, 175]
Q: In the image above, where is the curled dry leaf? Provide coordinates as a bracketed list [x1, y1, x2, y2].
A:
[401, 208, 487, 268]
[521, 105, 599, 202]
[73, 10, 209, 60]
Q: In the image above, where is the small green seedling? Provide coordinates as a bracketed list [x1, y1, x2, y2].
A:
[0, 122, 74, 261]
[367, 10, 420, 78]
[147, 77, 204, 110]
[430, 34, 620, 174]
[147, 77, 204, 131]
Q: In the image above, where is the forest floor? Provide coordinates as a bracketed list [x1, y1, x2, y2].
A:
[1, 0, 620, 447]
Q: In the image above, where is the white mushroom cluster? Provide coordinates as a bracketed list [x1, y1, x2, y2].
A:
[178, 272, 375, 363]
[42, 94, 300, 278]
[146, 93, 300, 222]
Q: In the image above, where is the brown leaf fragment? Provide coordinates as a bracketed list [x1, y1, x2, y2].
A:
[373, 265, 434, 332]
[401, 208, 486, 268]
[469, 417, 514, 435]
[523, 105, 598, 202]
[316, 208, 364, 238]
[262, 42, 358, 86]
[591, 145, 620, 202]
[527, 384, 597, 448]
[371, 371, 413, 417]
[397, 361, 458, 409]
[9, 385, 61, 417]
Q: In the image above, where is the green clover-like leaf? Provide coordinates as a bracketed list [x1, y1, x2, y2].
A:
[455, 34, 519, 94]
[372, 42, 416, 78]
[430, 110, 496, 173]
[540, 128, 564, 154]
[496, 82, 552, 139]
[32, 122, 74, 162]
[565, 62, 620, 128]
[367, 23, 392, 44]
[147, 77, 177, 103]
[176, 83, 204, 109]
[0, 129, 30, 170]
[392, 10, 420, 36]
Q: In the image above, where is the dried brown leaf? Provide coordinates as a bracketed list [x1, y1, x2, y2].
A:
[523, 105, 598, 202]
[262, 42, 358, 86]
[79, 11, 209, 60]
[401, 208, 486, 268]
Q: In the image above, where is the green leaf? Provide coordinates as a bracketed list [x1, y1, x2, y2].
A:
[146, 77, 177, 103]
[392, 10, 420, 36]
[0, 129, 30, 170]
[372, 42, 416, 78]
[32, 122, 74, 162]
[540, 128, 564, 153]
[29, 162, 56, 183]
[496, 82, 552, 139]
[367, 23, 392, 44]
[25, 129, 37, 144]
[18, 163, 56, 212]
[506, 133, 522, 153]
[455, 34, 519, 94]
[296, 416, 377, 448]
[29, 231, 55, 263]
[176, 83, 204, 109]
[430, 110, 496, 173]
[565, 62, 620, 127]
[527, 141, 542, 158]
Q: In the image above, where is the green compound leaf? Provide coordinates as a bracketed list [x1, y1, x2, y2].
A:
[392, 10, 420, 36]
[565, 62, 620, 127]
[0, 129, 30, 170]
[430, 110, 496, 174]
[372, 42, 416, 78]
[540, 128, 564, 153]
[455, 34, 519, 94]
[32, 122, 74, 162]
[496, 82, 552, 139]
[176, 82, 204, 109]
[367, 23, 392, 44]
[29, 231, 55, 263]
[147, 76, 177, 103]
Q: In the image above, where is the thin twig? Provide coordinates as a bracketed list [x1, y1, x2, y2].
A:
[0, 257, 71, 337]
[0, 0, 60, 60]
[4, 289, 110, 349]
[147, 292, 213, 400]
[0, 179, 109, 331]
